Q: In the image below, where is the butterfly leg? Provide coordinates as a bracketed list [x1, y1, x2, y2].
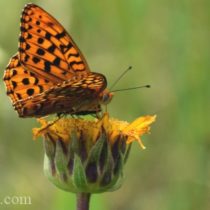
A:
[36, 116, 62, 134]
[70, 114, 76, 119]
[95, 110, 103, 119]
[57, 113, 63, 118]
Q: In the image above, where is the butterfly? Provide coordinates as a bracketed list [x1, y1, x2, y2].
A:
[3, 3, 113, 118]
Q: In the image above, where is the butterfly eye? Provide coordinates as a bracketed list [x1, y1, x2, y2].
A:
[100, 91, 113, 105]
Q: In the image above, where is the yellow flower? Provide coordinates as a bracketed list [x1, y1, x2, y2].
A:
[33, 113, 156, 148]
[33, 113, 156, 193]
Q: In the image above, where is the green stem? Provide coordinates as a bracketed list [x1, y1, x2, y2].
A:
[76, 193, 91, 210]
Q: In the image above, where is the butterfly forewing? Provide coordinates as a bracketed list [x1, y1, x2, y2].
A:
[19, 3, 90, 82]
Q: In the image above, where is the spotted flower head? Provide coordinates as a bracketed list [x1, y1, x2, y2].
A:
[33, 113, 156, 193]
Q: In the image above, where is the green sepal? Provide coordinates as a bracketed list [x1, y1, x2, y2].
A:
[124, 143, 132, 164]
[86, 132, 105, 165]
[43, 138, 55, 160]
[73, 154, 87, 190]
[69, 131, 79, 153]
[44, 154, 76, 192]
[107, 152, 124, 192]
[54, 140, 68, 174]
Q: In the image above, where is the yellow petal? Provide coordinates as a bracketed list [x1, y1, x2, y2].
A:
[123, 115, 156, 148]
[123, 115, 156, 133]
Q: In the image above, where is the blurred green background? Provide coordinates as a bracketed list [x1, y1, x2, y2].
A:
[0, 0, 210, 209]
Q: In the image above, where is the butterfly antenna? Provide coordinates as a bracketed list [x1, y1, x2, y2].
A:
[112, 85, 150, 92]
[109, 66, 132, 91]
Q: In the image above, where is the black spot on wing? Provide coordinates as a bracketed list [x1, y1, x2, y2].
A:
[25, 43, 31, 50]
[53, 57, 60, 66]
[32, 57, 40, 64]
[69, 61, 84, 67]
[12, 69, 18, 76]
[44, 61, 51, 72]
[7, 90, 14, 95]
[36, 48, 45, 56]
[27, 88, 34, 96]
[12, 81, 17, 89]
[26, 33, 32, 39]
[24, 54, 30, 62]
[37, 37, 44, 44]
[68, 52, 80, 59]
[38, 85, 44, 93]
[22, 78, 30, 85]
[16, 93, 22, 100]
[19, 47, 24, 53]
[55, 31, 66, 39]
[36, 21, 40, 25]
[19, 36, 25, 43]
[34, 77, 39, 85]
[45, 32, 51, 40]
[48, 44, 56, 53]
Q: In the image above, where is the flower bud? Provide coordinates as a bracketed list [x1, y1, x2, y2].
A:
[33, 113, 156, 193]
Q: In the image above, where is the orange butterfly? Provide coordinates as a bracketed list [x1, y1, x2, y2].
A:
[3, 3, 113, 117]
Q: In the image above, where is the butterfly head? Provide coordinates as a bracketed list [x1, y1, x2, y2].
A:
[99, 89, 113, 105]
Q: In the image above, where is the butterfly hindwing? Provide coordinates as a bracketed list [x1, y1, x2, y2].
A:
[14, 73, 107, 117]
[3, 54, 54, 104]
